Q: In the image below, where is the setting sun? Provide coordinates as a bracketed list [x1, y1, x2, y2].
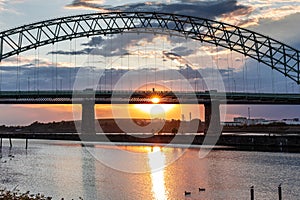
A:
[151, 97, 160, 104]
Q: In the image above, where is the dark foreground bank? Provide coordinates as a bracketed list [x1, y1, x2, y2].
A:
[1, 133, 299, 152]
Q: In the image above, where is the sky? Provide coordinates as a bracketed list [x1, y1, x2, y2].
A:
[0, 0, 300, 125]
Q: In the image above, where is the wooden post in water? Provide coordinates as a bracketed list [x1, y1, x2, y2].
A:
[278, 184, 282, 200]
[25, 138, 28, 149]
[250, 186, 254, 200]
[9, 138, 12, 148]
[0, 138, 2, 149]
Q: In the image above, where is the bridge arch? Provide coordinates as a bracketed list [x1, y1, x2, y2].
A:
[0, 12, 299, 83]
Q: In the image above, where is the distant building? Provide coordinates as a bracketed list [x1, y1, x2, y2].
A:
[233, 116, 300, 126]
[222, 122, 242, 126]
[247, 118, 267, 125]
[234, 117, 247, 125]
[281, 118, 300, 125]
[233, 117, 268, 125]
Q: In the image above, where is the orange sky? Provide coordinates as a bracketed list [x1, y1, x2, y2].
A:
[0, 104, 205, 126]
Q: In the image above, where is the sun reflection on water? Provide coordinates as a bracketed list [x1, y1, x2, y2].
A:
[148, 146, 168, 200]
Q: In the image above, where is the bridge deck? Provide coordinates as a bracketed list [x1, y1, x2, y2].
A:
[0, 90, 299, 104]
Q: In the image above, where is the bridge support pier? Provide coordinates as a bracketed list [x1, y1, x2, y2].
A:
[81, 100, 95, 134]
[204, 101, 221, 135]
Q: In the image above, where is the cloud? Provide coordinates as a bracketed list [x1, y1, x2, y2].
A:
[1, 55, 72, 68]
[82, 36, 105, 46]
[0, 0, 22, 13]
[65, 0, 112, 11]
[66, 0, 245, 19]
[218, 0, 300, 28]
[251, 13, 300, 47]
[171, 46, 194, 57]
[49, 33, 155, 57]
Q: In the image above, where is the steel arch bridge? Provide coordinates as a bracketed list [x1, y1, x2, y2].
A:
[0, 12, 299, 83]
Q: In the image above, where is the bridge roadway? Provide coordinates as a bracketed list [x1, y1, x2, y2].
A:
[0, 90, 300, 104]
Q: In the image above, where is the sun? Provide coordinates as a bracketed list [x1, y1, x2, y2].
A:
[151, 97, 160, 104]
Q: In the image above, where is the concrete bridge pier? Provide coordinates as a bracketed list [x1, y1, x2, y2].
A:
[204, 101, 221, 135]
[81, 100, 95, 134]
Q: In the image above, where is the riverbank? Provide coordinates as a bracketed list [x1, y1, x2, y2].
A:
[1, 133, 299, 152]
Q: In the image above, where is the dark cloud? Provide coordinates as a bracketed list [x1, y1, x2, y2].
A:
[49, 33, 155, 57]
[82, 36, 105, 47]
[66, 0, 246, 19]
[48, 49, 88, 55]
[65, 0, 112, 12]
[171, 46, 194, 56]
[59, 0, 249, 58]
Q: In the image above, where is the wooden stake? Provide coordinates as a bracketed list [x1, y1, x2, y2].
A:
[25, 138, 28, 149]
[9, 138, 12, 148]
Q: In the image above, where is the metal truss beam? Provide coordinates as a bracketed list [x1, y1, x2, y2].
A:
[0, 12, 299, 83]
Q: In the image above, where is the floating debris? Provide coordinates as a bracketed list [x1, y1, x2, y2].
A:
[0, 189, 52, 200]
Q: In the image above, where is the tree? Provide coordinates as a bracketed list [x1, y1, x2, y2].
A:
[171, 127, 178, 135]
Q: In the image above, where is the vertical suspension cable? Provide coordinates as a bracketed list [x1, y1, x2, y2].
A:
[155, 40, 157, 91]
[210, 45, 214, 90]
[87, 47, 90, 89]
[193, 40, 197, 92]
[34, 50, 36, 91]
[163, 36, 166, 91]
[137, 35, 140, 91]
[245, 56, 248, 92]
[271, 68, 275, 93]
[0, 61, 2, 91]
[69, 40, 72, 91]
[200, 45, 204, 91]
[110, 35, 113, 91]
[169, 35, 173, 91]
[230, 50, 234, 92]
[55, 42, 58, 92]
[104, 36, 107, 91]
[285, 76, 288, 93]
[51, 44, 54, 91]
[242, 55, 245, 92]
[93, 53, 95, 90]
[257, 61, 261, 93]
[216, 45, 219, 91]
[27, 76, 29, 92]
[17, 54, 20, 91]
[145, 39, 148, 91]
[186, 38, 189, 92]
[194, 42, 198, 92]
[226, 50, 230, 92]
[37, 47, 40, 91]
[74, 39, 77, 91]
[127, 34, 130, 91]
[120, 33, 123, 91]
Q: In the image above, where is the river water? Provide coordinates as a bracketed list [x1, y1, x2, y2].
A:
[0, 139, 299, 200]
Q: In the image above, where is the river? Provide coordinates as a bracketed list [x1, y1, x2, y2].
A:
[0, 139, 299, 199]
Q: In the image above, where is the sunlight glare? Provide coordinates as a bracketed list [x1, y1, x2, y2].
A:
[148, 147, 167, 200]
[151, 97, 160, 104]
[134, 104, 174, 115]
